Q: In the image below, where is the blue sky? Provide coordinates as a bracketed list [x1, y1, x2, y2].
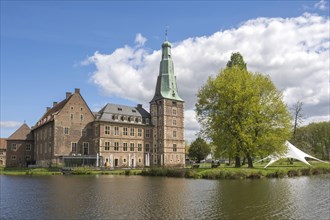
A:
[1, 0, 329, 140]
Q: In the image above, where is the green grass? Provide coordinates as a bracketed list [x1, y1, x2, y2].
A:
[141, 161, 330, 179]
[0, 167, 62, 175]
[1, 160, 329, 179]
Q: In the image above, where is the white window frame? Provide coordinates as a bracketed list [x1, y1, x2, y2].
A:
[11, 143, 17, 151]
[105, 125, 110, 135]
[83, 142, 89, 155]
[71, 142, 77, 152]
[105, 141, 110, 151]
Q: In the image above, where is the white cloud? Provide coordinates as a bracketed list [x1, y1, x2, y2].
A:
[135, 33, 147, 47]
[315, 0, 328, 10]
[0, 121, 23, 128]
[85, 13, 329, 142]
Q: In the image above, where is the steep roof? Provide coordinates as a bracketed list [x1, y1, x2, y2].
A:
[7, 123, 33, 141]
[0, 138, 7, 150]
[95, 103, 150, 123]
[33, 94, 72, 129]
[151, 40, 183, 102]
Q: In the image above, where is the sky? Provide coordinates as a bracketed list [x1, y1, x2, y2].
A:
[1, 0, 329, 142]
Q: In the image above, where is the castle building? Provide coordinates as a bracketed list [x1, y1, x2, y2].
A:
[6, 39, 185, 168]
[5, 124, 34, 167]
[0, 138, 7, 166]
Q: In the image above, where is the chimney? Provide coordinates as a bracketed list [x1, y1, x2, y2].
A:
[66, 92, 72, 99]
[53, 102, 58, 107]
[75, 88, 80, 94]
[137, 104, 142, 109]
[46, 107, 51, 112]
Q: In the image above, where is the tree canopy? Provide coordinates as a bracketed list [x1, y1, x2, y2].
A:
[292, 121, 330, 160]
[226, 52, 247, 70]
[196, 53, 292, 168]
[188, 137, 211, 163]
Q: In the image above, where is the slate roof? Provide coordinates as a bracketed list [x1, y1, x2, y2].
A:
[7, 123, 33, 140]
[95, 103, 151, 124]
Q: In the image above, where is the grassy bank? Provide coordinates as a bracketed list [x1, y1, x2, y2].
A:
[0, 167, 62, 175]
[141, 161, 330, 179]
[1, 161, 329, 179]
[0, 167, 142, 176]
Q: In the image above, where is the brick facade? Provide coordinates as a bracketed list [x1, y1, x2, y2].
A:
[6, 39, 185, 168]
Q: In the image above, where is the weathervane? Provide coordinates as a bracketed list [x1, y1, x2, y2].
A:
[165, 25, 169, 41]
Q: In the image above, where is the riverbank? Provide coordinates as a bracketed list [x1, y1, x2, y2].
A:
[1, 161, 329, 179]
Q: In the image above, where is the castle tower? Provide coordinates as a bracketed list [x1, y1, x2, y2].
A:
[150, 39, 185, 167]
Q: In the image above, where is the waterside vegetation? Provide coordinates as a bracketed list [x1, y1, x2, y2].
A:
[1, 161, 329, 179]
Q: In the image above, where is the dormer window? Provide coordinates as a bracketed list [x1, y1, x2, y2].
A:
[132, 109, 136, 113]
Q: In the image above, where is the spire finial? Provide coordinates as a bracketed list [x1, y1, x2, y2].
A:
[165, 25, 169, 41]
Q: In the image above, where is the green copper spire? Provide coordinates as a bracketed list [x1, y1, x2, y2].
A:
[151, 40, 183, 102]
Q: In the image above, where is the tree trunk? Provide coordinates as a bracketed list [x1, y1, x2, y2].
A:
[247, 153, 253, 168]
[235, 155, 241, 167]
[242, 157, 246, 166]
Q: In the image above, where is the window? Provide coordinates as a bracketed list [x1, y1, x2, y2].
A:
[173, 118, 177, 126]
[145, 143, 150, 152]
[123, 143, 128, 151]
[123, 158, 126, 163]
[80, 107, 83, 111]
[130, 143, 134, 151]
[138, 143, 142, 151]
[11, 155, 16, 160]
[138, 128, 142, 137]
[105, 142, 110, 151]
[72, 143, 77, 152]
[123, 127, 128, 136]
[130, 128, 134, 136]
[172, 108, 177, 115]
[83, 142, 89, 155]
[70, 114, 74, 120]
[146, 118, 150, 124]
[114, 142, 119, 151]
[64, 127, 69, 135]
[71, 106, 74, 110]
[145, 129, 150, 138]
[26, 155, 31, 160]
[114, 126, 119, 136]
[11, 143, 17, 151]
[173, 144, 177, 152]
[173, 130, 177, 138]
[105, 126, 110, 135]
[80, 114, 84, 121]
[26, 143, 32, 151]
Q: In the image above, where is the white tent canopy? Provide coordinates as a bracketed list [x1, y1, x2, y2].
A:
[258, 141, 329, 168]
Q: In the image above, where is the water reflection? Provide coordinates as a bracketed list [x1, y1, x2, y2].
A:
[1, 175, 329, 219]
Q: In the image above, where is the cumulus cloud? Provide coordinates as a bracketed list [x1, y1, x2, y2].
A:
[135, 33, 147, 47]
[85, 13, 329, 142]
[315, 0, 328, 10]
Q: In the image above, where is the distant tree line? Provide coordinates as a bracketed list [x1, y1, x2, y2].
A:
[291, 122, 330, 160]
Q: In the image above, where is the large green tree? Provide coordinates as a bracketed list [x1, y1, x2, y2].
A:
[196, 54, 291, 168]
[188, 137, 211, 163]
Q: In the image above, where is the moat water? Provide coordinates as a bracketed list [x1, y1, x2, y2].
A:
[1, 174, 329, 219]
